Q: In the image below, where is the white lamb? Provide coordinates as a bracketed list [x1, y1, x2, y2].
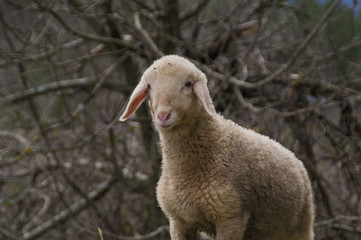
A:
[120, 55, 315, 240]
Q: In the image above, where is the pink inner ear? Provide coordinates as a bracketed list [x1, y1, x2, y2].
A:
[121, 94, 147, 120]
[119, 84, 149, 121]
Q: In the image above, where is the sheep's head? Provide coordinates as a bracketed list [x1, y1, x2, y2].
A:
[119, 55, 215, 130]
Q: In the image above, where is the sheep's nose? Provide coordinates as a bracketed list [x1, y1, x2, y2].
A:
[157, 111, 171, 122]
[155, 106, 174, 128]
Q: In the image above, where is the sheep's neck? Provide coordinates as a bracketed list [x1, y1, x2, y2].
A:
[158, 115, 222, 175]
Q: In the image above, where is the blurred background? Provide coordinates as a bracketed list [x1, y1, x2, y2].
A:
[0, 0, 360, 239]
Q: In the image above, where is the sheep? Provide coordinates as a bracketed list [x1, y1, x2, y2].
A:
[119, 55, 315, 240]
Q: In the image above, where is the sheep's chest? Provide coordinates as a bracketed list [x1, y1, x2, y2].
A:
[157, 172, 238, 233]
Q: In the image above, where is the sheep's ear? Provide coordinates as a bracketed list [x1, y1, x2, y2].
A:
[119, 83, 149, 121]
[193, 81, 215, 117]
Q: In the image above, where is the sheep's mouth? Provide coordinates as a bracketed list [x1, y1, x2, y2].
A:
[155, 118, 175, 129]
[158, 123, 173, 129]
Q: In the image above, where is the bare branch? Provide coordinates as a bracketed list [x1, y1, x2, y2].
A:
[98, 227, 105, 240]
[315, 215, 361, 233]
[19, 177, 117, 240]
[233, 86, 262, 114]
[0, 226, 18, 240]
[230, 0, 342, 89]
[0, 38, 84, 67]
[0, 78, 95, 107]
[179, 0, 211, 22]
[22, 192, 51, 232]
[103, 225, 169, 240]
[134, 13, 163, 58]
[41, 4, 145, 54]
[195, 61, 255, 88]
[90, 53, 130, 96]
[0, 131, 32, 148]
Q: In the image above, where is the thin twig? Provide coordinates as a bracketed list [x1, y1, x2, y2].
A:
[103, 225, 169, 240]
[0, 78, 95, 107]
[0, 226, 18, 240]
[0, 38, 84, 67]
[98, 227, 105, 240]
[21, 192, 51, 232]
[42, 4, 144, 54]
[230, 0, 342, 89]
[134, 12, 163, 58]
[19, 177, 116, 240]
[0, 131, 31, 148]
[314, 215, 361, 233]
[179, 0, 211, 22]
[233, 86, 262, 114]
[91, 53, 130, 96]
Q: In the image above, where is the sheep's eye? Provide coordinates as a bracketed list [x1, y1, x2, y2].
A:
[147, 84, 151, 89]
[184, 82, 193, 88]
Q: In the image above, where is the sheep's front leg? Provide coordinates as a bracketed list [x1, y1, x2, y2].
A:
[169, 218, 197, 240]
[215, 213, 250, 240]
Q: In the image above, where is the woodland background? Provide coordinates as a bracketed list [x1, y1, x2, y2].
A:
[0, 0, 360, 239]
